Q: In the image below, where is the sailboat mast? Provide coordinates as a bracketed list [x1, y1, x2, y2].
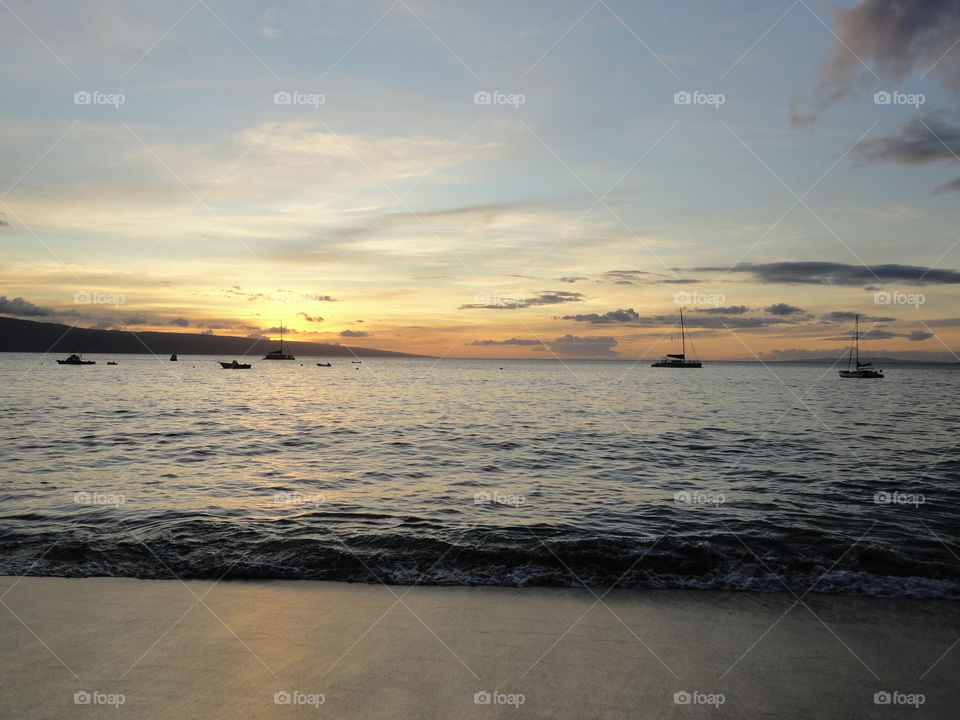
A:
[681, 308, 686, 358]
[280, 322, 284, 353]
[854, 314, 859, 366]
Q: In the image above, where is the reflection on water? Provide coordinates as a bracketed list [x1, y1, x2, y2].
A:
[1, 354, 958, 597]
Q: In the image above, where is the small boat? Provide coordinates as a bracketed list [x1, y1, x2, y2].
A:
[839, 315, 883, 379]
[351, 361, 362, 364]
[170, 353, 178, 361]
[57, 353, 95, 365]
[651, 308, 702, 368]
[316, 362, 332, 367]
[219, 360, 251, 369]
[107, 361, 118, 365]
[263, 322, 295, 360]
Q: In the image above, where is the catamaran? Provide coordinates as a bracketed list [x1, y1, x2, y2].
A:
[839, 314, 883, 378]
[57, 352, 95, 365]
[263, 322, 295, 360]
[652, 308, 702, 368]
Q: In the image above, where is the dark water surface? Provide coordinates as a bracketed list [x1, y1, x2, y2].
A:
[1, 354, 958, 597]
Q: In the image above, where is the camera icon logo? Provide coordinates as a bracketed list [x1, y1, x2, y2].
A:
[474, 91, 492, 105]
[674, 91, 692, 105]
[874, 691, 891, 705]
[673, 691, 692, 705]
[74, 691, 91, 705]
[873, 91, 892, 105]
[673, 291, 691, 305]
[273, 91, 292, 105]
[474, 691, 492, 704]
[873, 291, 891, 304]
[74, 91, 92, 105]
[274, 691, 292, 705]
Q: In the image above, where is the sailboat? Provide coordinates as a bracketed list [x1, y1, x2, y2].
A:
[263, 322, 295, 360]
[839, 314, 883, 378]
[652, 308, 702, 368]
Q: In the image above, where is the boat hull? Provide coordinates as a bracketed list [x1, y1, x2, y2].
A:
[651, 361, 701, 368]
[56, 360, 95, 365]
[839, 370, 883, 378]
[219, 362, 251, 369]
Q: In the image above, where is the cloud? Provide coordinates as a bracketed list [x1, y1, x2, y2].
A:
[547, 334, 619, 357]
[299, 312, 324, 322]
[339, 330, 368, 337]
[693, 305, 749, 315]
[121, 315, 147, 325]
[821, 311, 896, 322]
[934, 177, 960, 194]
[854, 112, 960, 165]
[559, 308, 640, 324]
[765, 303, 806, 316]
[690, 261, 960, 286]
[467, 338, 545, 346]
[823, 328, 933, 341]
[791, 0, 960, 125]
[459, 291, 583, 310]
[560, 309, 797, 329]
[167, 317, 190, 327]
[201, 329, 215, 335]
[602, 270, 651, 286]
[558, 276, 588, 283]
[0, 296, 55, 317]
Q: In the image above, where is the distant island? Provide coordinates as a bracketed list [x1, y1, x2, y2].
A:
[0, 317, 428, 358]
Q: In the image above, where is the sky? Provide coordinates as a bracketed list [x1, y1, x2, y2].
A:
[1, 0, 959, 360]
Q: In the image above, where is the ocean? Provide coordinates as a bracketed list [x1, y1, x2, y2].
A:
[1, 353, 957, 597]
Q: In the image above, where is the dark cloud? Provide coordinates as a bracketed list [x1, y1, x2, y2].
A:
[765, 303, 806, 316]
[561, 309, 799, 329]
[558, 276, 588, 283]
[168, 317, 190, 327]
[547, 335, 619, 357]
[299, 312, 324, 322]
[0, 296, 55, 317]
[602, 270, 651, 286]
[690, 261, 960, 286]
[459, 291, 583, 310]
[339, 330, 368, 337]
[201, 329, 215, 335]
[263, 326, 300, 334]
[466, 338, 546, 346]
[934, 177, 960, 194]
[121, 315, 147, 325]
[559, 308, 641, 324]
[821, 311, 896, 322]
[854, 112, 960, 165]
[823, 328, 932, 341]
[693, 305, 749, 315]
[791, 0, 960, 125]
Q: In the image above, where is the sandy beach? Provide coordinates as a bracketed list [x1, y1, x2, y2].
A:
[0, 576, 955, 719]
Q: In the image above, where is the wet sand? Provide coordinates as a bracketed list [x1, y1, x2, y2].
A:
[0, 576, 956, 719]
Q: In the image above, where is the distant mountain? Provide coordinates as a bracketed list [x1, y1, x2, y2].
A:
[0, 317, 428, 358]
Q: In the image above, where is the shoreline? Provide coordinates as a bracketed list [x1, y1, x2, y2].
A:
[1, 577, 956, 718]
